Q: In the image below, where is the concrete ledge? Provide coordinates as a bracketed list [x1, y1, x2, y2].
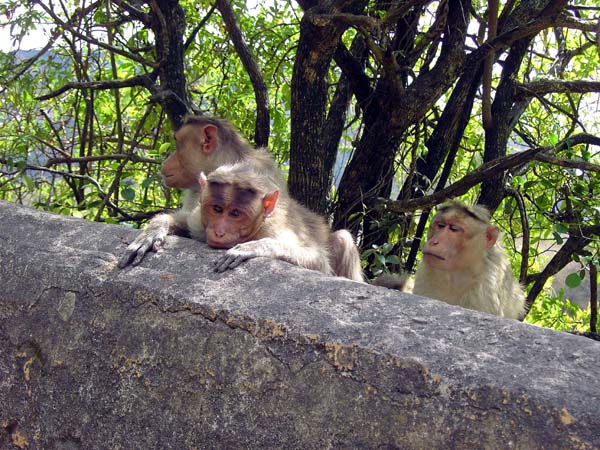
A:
[0, 199, 598, 449]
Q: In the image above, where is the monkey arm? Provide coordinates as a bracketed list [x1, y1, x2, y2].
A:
[213, 237, 333, 275]
[213, 238, 280, 272]
[117, 212, 181, 268]
[118, 190, 202, 269]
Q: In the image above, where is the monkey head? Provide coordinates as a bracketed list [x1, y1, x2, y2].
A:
[161, 120, 222, 190]
[198, 171, 279, 249]
[422, 202, 499, 272]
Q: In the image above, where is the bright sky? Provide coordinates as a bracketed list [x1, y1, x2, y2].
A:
[0, 25, 48, 52]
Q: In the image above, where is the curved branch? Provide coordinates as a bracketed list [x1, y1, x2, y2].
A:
[505, 188, 530, 285]
[215, 0, 270, 147]
[333, 38, 372, 108]
[184, 4, 217, 51]
[516, 79, 600, 96]
[534, 154, 600, 172]
[482, 0, 498, 130]
[35, 74, 157, 101]
[45, 154, 160, 167]
[376, 133, 600, 213]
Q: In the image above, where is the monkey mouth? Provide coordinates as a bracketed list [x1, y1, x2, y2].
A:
[423, 251, 445, 261]
[207, 240, 235, 249]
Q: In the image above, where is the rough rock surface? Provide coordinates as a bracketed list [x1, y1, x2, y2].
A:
[0, 200, 598, 449]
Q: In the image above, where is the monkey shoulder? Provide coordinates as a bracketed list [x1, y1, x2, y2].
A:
[249, 149, 287, 189]
[270, 197, 331, 247]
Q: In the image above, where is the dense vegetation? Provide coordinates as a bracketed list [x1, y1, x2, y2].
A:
[1, 0, 599, 333]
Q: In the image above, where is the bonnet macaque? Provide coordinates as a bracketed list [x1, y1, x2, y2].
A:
[377, 201, 525, 319]
[187, 161, 364, 282]
[118, 116, 285, 268]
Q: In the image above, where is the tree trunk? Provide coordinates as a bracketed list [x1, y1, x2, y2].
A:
[289, 1, 368, 214]
[151, 0, 192, 128]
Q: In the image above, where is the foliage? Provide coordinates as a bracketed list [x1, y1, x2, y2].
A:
[526, 288, 597, 333]
[0, 0, 599, 333]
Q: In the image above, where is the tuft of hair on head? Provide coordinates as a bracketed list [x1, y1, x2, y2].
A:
[180, 115, 250, 149]
[436, 199, 491, 224]
[207, 161, 277, 194]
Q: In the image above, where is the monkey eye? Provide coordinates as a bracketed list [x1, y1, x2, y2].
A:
[212, 205, 223, 214]
[449, 224, 463, 232]
[229, 209, 241, 218]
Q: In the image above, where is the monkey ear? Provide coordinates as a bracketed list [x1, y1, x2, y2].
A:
[262, 191, 280, 217]
[485, 225, 499, 249]
[202, 125, 219, 154]
[198, 172, 208, 191]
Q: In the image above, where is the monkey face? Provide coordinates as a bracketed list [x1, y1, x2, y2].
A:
[201, 203, 261, 249]
[201, 183, 269, 249]
[422, 217, 486, 271]
[162, 123, 219, 190]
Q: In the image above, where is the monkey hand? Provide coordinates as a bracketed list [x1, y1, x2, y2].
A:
[213, 239, 277, 273]
[117, 228, 168, 268]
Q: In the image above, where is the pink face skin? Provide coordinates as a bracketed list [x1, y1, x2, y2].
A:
[422, 214, 498, 272]
[200, 178, 279, 249]
[161, 123, 219, 189]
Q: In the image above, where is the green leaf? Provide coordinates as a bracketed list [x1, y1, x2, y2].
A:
[141, 176, 156, 189]
[385, 255, 402, 265]
[121, 187, 136, 202]
[554, 223, 568, 234]
[565, 273, 582, 289]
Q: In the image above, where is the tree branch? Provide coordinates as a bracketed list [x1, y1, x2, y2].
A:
[1, 162, 134, 219]
[35, 74, 157, 101]
[590, 264, 597, 333]
[516, 79, 600, 96]
[376, 133, 600, 213]
[32, 0, 157, 68]
[482, 0, 498, 130]
[44, 154, 160, 167]
[184, 4, 217, 51]
[506, 188, 530, 284]
[534, 153, 600, 173]
[215, 0, 269, 147]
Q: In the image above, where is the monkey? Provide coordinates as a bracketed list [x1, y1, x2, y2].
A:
[118, 116, 285, 268]
[186, 160, 364, 282]
[118, 115, 363, 281]
[375, 200, 525, 319]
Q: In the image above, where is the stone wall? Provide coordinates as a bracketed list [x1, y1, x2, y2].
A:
[0, 200, 598, 449]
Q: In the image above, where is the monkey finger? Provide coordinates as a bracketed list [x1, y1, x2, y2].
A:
[226, 255, 252, 269]
[152, 237, 164, 252]
[117, 250, 136, 268]
[213, 255, 234, 272]
[131, 241, 154, 266]
[117, 241, 144, 268]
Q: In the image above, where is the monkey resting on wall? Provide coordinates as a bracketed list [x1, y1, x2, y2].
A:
[118, 116, 284, 268]
[118, 115, 363, 282]
[186, 159, 364, 281]
[376, 200, 525, 319]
